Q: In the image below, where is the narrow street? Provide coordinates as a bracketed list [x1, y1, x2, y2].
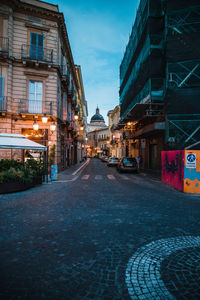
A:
[0, 158, 200, 299]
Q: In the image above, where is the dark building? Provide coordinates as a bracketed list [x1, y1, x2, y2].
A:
[119, 0, 200, 170]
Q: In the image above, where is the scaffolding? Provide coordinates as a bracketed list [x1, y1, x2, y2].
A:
[119, 0, 200, 149]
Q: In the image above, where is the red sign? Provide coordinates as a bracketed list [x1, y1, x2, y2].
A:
[67, 138, 73, 143]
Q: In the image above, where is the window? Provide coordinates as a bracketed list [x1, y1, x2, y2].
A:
[30, 32, 44, 60]
[0, 76, 4, 110]
[29, 81, 43, 113]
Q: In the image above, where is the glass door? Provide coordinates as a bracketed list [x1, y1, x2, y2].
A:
[29, 81, 43, 113]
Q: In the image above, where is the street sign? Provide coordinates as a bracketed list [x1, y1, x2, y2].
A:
[186, 152, 196, 169]
[67, 138, 73, 143]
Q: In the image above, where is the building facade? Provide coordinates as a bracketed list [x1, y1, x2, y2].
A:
[87, 107, 107, 133]
[119, 0, 200, 170]
[107, 106, 123, 158]
[87, 107, 109, 157]
[0, 0, 87, 170]
[75, 65, 88, 163]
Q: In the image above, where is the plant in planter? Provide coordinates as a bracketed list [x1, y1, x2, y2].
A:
[49, 144, 55, 166]
[0, 158, 46, 193]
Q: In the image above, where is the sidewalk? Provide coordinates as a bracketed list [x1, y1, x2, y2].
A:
[57, 159, 89, 181]
[139, 168, 161, 181]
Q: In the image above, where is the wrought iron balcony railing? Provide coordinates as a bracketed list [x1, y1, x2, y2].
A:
[67, 112, 70, 123]
[0, 37, 9, 53]
[21, 44, 53, 63]
[0, 96, 7, 111]
[19, 99, 53, 115]
[60, 65, 70, 80]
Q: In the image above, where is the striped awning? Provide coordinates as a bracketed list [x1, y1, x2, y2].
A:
[0, 133, 47, 151]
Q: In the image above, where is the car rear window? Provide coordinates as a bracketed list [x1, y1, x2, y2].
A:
[123, 157, 136, 163]
[111, 157, 119, 160]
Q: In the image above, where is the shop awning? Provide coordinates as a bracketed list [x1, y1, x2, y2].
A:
[0, 133, 47, 151]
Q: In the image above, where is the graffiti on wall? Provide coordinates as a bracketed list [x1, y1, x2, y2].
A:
[161, 150, 184, 192]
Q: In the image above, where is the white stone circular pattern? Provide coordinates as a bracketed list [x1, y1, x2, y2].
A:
[125, 236, 200, 299]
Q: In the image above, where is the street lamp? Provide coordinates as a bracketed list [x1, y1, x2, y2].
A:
[74, 114, 79, 120]
[33, 118, 56, 183]
[80, 126, 84, 131]
[42, 113, 48, 124]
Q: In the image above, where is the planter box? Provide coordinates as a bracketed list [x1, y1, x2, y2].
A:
[0, 176, 43, 194]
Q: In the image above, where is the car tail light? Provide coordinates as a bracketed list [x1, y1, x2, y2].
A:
[121, 162, 123, 166]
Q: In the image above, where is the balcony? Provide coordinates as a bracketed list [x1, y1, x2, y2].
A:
[0, 96, 7, 112]
[21, 44, 53, 64]
[60, 65, 70, 84]
[0, 37, 9, 55]
[67, 112, 71, 124]
[19, 99, 52, 115]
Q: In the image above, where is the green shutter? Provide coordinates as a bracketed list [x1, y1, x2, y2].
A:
[0, 76, 4, 110]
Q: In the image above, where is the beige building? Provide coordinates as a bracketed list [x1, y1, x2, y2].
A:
[75, 65, 88, 163]
[87, 126, 109, 157]
[0, 0, 86, 170]
[87, 107, 109, 156]
[107, 105, 123, 158]
[87, 107, 107, 133]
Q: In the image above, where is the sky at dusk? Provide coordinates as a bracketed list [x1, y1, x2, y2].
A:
[46, 0, 140, 124]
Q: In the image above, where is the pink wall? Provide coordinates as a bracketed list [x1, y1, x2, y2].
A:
[161, 150, 185, 192]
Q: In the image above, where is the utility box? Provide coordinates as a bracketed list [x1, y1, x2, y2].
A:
[161, 150, 200, 194]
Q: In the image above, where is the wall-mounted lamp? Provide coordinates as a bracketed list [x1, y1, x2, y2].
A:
[33, 120, 39, 131]
[50, 122, 56, 133]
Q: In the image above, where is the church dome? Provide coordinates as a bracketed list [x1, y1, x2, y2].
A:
[90, 107, 105, 123]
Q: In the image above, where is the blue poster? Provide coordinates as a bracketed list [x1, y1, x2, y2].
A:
[51, 164, 58, 181]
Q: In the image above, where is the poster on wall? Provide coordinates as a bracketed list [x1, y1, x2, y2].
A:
[186, 153, 196, 169]
[51, 164, 58, 181]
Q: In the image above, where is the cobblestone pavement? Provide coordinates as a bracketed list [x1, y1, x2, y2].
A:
[0, 158, 200, 299]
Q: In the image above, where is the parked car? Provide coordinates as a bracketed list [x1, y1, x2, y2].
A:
[107, 157, 119, 167]
[117, 157, 138, 173]
[102, 156, 109, 162]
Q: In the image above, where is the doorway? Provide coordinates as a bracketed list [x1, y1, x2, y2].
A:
[149, 144, 157, 169]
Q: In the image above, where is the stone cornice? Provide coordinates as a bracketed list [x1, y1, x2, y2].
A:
[24, 71, 49, 78]
[25, 22, 50, 32]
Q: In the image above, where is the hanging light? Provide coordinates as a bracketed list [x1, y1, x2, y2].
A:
[42, 113, 48, 123]
[50, 122, 56, 132]
[33, 120, 39, 131]
[80, 126, 84, 131]
[74, 115, 79, 120]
